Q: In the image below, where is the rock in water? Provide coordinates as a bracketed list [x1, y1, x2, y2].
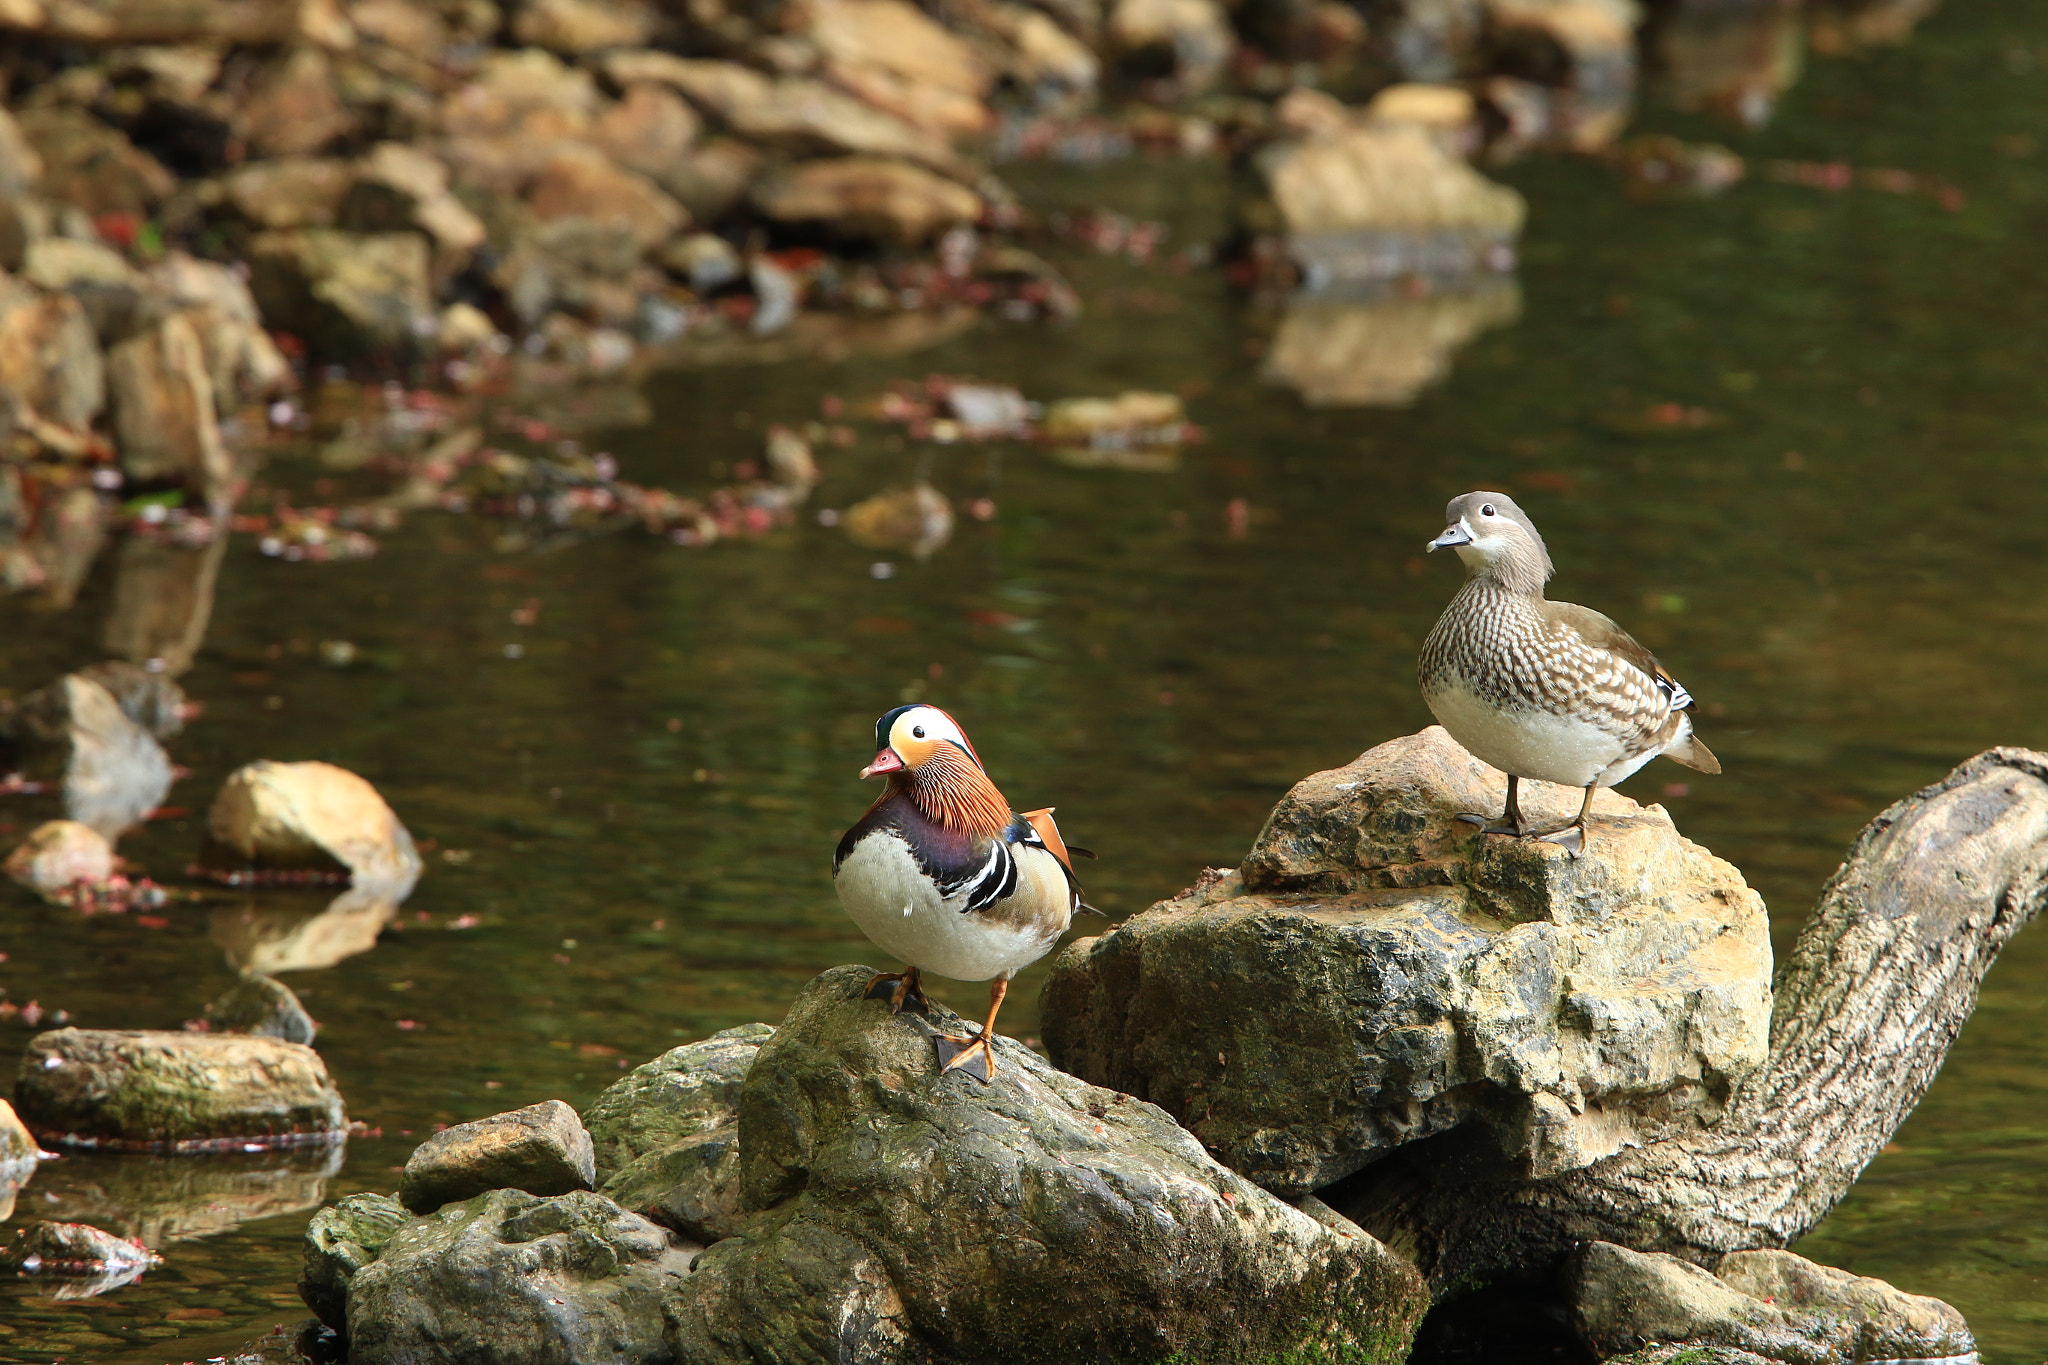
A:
[1568, 1241, 1974, 1363]
[202, 759, 422, 891]
[4, 819, 115, 901]
[1041, 726, 1772, 1196]
[669, 965, 1429, 1362]
[301, 1192, 411, 1331]
[345, 1189, 697, 1365]
[0, 673, 175, 840]
[586, 1024, 771, 1243]
[246, 228, 435, 356]
[400, 1100, 597, 1213]
[0, 1219, 159, 1275]
[15, 1028, 347, 1148]
[106, 312, 232, 503]
[0, 1098, 35, 1163]
[202, 974, 319, 1044]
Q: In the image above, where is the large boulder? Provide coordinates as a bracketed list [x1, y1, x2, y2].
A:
[345, 1189, 698, 1365]
[1041, 726, 1772, 1196]
[1569, 1241, 1974, 1363]
[587, 1023, 772, 1243]
[15, 1028, 348, 1148]
[400, 1100, 597, 1213]
[0, 672, 174, 840]
[247, 227, 435, 356]
[202, 758, 423, 890]
[669, 965, 1429, 1363]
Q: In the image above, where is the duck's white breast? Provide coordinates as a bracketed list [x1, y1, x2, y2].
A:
[833, 831, 1061, 982]
[1424, 675, 1631, 788]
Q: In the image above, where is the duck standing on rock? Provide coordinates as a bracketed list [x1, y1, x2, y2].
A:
[1418, 491, 1719, 856]
[834, 704, 1092, 1082]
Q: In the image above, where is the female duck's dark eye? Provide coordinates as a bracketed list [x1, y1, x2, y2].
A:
[1480, 504, 1496, 517]
[912, 726, 926, 739]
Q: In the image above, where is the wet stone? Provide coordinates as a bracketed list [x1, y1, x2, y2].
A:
[345, 1189, 697, 1365]
[0, 1219, 160, 1275]
[399, 1099, 597, 1213]
[300, 1191, 410, 1331]
[203, 974, 319, 1044]
[1568, 1242, 1975, 1365]
[0, 672, 174, 840]
[4, 819, 115, 901]
[202, 758, 423, 891]
[15, 1028, 348, 1149]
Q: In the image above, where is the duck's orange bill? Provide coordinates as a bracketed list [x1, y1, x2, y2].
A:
[859, 748, 904, 779]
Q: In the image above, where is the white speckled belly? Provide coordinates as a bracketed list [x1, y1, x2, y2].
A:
[833, 831, 1062, 982]
[1424, 674, 1641, 788]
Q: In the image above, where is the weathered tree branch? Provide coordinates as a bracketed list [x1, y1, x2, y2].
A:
[1337, 747, 2048, 1294]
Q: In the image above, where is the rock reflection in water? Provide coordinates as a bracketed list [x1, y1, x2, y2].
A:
[210, 882, 403, 975]
[102, 530, 228, 676]
[9, 1144, 343, 1247]
[1652, 0, 1805, 128]
[1260, 278, 1522, 407]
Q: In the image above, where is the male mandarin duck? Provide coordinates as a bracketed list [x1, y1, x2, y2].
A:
[1418, 491, 1719, 856]
[833, 703, 1092, 1083]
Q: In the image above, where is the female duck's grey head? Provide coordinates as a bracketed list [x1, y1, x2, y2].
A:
[1426, 491, 1555, 591]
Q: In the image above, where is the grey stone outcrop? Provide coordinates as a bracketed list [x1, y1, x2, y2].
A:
[1042, 726, 1772, 1195]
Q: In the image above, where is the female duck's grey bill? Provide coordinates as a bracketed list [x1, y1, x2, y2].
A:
[1427, 520, 1473, 551]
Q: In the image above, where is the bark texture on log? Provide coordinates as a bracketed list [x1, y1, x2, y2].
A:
[1335, 747, 2048, 1295]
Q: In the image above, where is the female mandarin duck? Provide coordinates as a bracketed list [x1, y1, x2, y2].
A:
[1418, 491, 1719, 856]
[833, 704, 1092, 1083]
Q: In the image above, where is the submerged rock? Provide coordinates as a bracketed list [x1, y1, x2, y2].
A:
[301, 1191, 410, 1331]
[345, 1189, 698, 1365]
[202, 759, 422, 890]
[841, 481, 954, 558]
[1041, 726, 1772, 1196]
[587, 1023, 772, 1244]
[202, 973, 319, 1044]
[1569, 1241, 1974, 1364]
[15, 1028, 348, 1148]
[4, 819, 116, 901]
[399, 1099, 597, 1213]
[670, 965, 1429, 1362]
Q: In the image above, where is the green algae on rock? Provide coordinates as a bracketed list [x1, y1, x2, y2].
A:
[344, 1189, 697, 1365]
[299, 1192, 411, 1334]
[15, 1027, 347, 1149]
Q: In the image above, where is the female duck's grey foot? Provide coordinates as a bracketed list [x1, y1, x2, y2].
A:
[934, 1033, 994, 1083]
[1457, 775, 1527, 836]
[1525, 785, 1594, 859]
[863, 967, 929, 1015]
